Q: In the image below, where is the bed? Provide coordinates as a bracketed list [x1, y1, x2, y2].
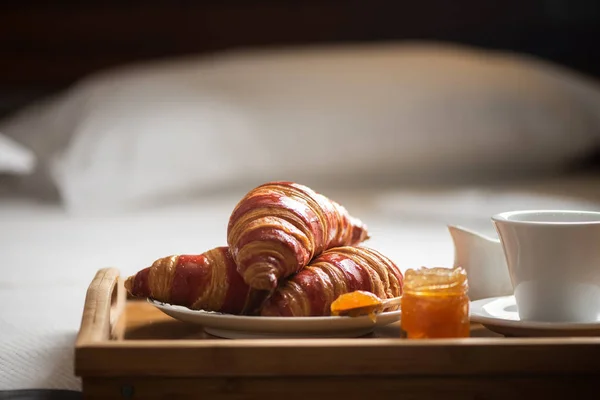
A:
[3, 175, 600, 392]
[2, 1, 600, 396]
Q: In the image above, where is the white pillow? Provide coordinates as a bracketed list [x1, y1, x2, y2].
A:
[0, 133, 35, 174]
[2, 41, 600, 213]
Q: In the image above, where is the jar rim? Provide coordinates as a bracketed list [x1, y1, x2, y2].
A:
[403, 266, 468, 294]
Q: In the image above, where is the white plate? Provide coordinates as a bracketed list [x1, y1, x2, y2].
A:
[149, 299, 401, 339]
[470, 296, 600, 337]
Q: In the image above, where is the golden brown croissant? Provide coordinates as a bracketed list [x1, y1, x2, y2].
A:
[227, 181, 370, 290]
[124, 246, 267, 315]
[260, 246, 403, 317]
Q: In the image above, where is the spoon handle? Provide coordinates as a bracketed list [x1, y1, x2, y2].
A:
[381, 296, 402, 309]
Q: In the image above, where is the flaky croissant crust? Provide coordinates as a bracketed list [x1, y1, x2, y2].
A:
[260, 246, 403, 317]
[124, 246, 266, 315]
[227, 181, 369, 290]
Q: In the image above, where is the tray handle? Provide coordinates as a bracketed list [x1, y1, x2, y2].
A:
[76, 268, 126, 346]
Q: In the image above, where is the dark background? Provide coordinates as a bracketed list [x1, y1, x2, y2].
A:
[1, 0, 600, 118]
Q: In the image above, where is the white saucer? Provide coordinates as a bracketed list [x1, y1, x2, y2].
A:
[470, 296, 600, 337]
[149, 299, 401, 339]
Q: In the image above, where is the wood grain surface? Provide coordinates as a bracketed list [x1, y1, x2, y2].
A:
[76, 267, 125, 347]
[75, 268, 600, 399]
[81, 376, 598, 400]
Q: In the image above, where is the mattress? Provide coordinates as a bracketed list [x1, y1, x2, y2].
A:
[2, 174, 600, 391]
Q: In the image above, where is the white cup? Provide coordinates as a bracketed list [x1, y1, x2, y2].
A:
[492, 210, 600, 323]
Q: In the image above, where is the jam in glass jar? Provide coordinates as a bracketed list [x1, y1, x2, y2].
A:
[400, 267, 470, 339]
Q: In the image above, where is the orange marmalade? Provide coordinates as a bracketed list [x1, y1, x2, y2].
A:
[400, 267, 469, 339]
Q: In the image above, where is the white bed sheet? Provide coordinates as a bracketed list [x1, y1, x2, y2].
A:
[1, 175, 600, 391]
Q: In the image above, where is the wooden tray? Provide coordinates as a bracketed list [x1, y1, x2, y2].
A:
[75, 268, 600, 399]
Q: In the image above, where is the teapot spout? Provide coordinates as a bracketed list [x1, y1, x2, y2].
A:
[447, 225, 513, 301]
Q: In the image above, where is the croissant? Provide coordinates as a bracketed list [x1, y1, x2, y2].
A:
[227, 181, 370, 290]
[124, 246, 267, 315]
[259, 246, 403, 317]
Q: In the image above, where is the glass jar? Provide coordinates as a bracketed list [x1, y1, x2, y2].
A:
[401, 267, 470, 339]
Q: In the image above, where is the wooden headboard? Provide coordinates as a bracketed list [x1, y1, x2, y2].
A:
[2, 0, 600, 117]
